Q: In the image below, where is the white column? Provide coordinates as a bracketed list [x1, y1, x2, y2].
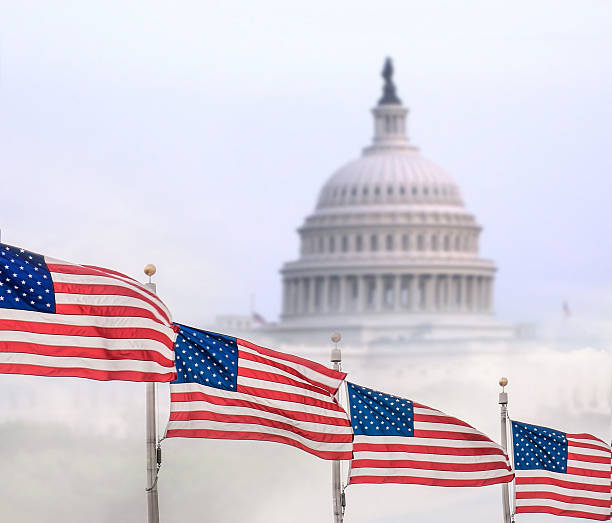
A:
[376, 275, 384, 311]
[393, 275, 401, 311]
[321, 276, 329, 313]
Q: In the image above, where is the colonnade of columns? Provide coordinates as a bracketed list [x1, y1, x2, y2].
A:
[282, 273, 494, 316]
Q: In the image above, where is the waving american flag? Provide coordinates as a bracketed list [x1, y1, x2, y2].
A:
[512, 421, 612, 521]
[166, 324, 353, 460]
[347, 382, 513, 487]
[0, 243, 176, 382]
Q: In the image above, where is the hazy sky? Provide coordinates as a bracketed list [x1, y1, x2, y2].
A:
[2, 1, 611, 329]
[1, 2, 611, 522]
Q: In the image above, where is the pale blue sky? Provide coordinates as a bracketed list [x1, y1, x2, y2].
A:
[2, 1, 612, 330]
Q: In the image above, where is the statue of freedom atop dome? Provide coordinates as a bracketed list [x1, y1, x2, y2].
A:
[379, 57, 402, 105]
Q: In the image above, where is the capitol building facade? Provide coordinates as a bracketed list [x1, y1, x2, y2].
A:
[218, 59, 516, 346]
[271, 60, 515, 345]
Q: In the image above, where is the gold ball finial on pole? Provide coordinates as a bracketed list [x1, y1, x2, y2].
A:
[499, 376, 508, 390]
[144, 263, 157, 283]
[331, 332, 342, 344]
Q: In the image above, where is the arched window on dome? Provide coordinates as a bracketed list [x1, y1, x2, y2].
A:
[370, 235, 378, 252]
[431, 235, 439, 251]
[423, 187, 429, 196]
[402, 234, 410, 251]
[399, 186, 406, 195]
[443, 235, 450, 251]
[329, 236, 335, 253]
[412, 187, 418, 196]
[341, 235, 348, 252]
[318, 236, 324, 253]
[362, 187, 369, 198]
[351, 186, 357, 197]
[374, 186, 381, 196]
[356, 235, 363, 252]
[417, 234, 424, 251]
[387, 186, 393, 196]
[463, 235, 469, 252]
[386, 234, 394, 251]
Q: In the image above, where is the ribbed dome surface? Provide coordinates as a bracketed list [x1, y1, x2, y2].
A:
[316, 150, 463, 209]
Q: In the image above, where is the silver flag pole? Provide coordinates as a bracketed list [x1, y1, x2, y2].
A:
[330, 332, 345, 523]
[499, 377, 512, 523]
[144, 264, 160, 523]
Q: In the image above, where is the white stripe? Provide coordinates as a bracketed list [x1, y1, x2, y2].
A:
[354, 450, 509, 465]
[170, 383, 349, 420]
[567, 444, 612, 458]
[50, 271, 170, 317]
[0, 307, 175, 337]
[414, 420, 482, 435]
[517, 483, 611, 501]
[170, 401, 352, 435]
[516, 497, 610, 516]
[237, 343, 341, 391]
[54, 293, 167, 324]
[239, 357, 330, 394]
[166, 419, 352, 452]
[0, 330, 174, 360]
[353, 434, 505, 450]
[567, 459, 611, 472]
[350, 467, 511, 480]
[46, 257, 172, 319]
[237, 374, 336, 403]
[516, 469, 610, 487]
[0, 351, 173, 373]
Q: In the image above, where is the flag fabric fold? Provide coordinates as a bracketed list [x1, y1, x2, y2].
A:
[512, 420, 612, 521]
[346, 382, 513, 487]
[165, 324, 353, 460]
[0, 243, 177, 382]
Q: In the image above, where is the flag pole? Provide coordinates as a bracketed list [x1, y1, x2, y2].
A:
[144, 263, 160, 523]
[499, 377, 512, 523]
[330, 332, 345, 523]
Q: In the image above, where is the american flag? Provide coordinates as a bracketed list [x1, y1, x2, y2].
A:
[347, 382, 513, 487]
[512, 421, 612, 521]
[0, 243, 177, 382]
[165, 324, 353, 460]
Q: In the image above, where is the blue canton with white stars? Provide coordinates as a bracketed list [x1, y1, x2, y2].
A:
[0, 243, 56, 313]
[347, 382, 414, 437]
[172, 324, 238, 391]
[512, 421, 568, 473]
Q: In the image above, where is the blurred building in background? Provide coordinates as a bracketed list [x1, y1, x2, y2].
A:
[217, 59, 517, 346]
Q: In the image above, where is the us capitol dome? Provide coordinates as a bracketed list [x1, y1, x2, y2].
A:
[269, 59, 515, 345]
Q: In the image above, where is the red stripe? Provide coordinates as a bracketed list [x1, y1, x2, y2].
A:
[238, 349, 334, 395]
[0, 362, 176, 382]
[0, 319, 175, 350]
[515, 505, 610, 520]
[237, 384, 345, 413]
[351, 458, 511, 473]
[170, 390, 351, 426]
[164, 428, 352, 461]
[516, 476, 611, 493]
[168, 411, 352, 443]
[55, 304, 161, 324]
[237, 338, 345, 385]
[0, 341, 174, 367]
[569, 439, 612, 454]
[353, 442, 507, 457]
[414, 412, 473, 429]
[238, 363, 330, 397]
[568, 433, 609, 445]
[349, 474, 514, 487]
[413, 429, 492, 442]
[516, 491, 610, 508]
[566, 466, 611, 479]
[49, 263, 170, 323]
[568, 452, 611, 464]
[53, 282, 170, 325]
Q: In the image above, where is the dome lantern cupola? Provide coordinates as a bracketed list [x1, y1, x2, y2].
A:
[365, 57, 413, 155]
